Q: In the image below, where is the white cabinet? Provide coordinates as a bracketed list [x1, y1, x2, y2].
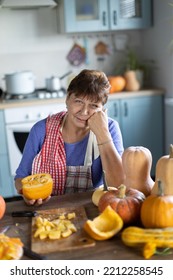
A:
[58, 0, 152, 33]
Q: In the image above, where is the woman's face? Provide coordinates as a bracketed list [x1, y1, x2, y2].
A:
[66, 94, 103, 128]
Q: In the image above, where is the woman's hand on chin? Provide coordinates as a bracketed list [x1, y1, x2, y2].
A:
[23, 196, 51, 206]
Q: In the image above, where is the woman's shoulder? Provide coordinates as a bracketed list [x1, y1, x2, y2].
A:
[108, 117, 120, 129]
[48, 111, 66, 122]
[31, 118, 46, 130]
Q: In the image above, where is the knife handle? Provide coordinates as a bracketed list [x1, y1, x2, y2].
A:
[23, 247, 47, 260]
[12, 211, 38, 217]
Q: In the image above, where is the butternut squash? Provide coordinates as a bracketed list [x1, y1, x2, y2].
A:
[151, 144, 173, 195]
[122, 146, 154, 196]
[124, 70, 140, 91]
[121, 226, 173, 259]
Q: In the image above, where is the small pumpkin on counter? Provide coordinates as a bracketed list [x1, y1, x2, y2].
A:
[140, 180, 173, 228]
[22, 173, 53, 200]
[122, 146, 154, 196]
[98, 184, 145, 225]
[108, 76, 126, 93]
[0, 195, 6, 220]
[151, 144, 173, 195]
[83, 205, 123, 241]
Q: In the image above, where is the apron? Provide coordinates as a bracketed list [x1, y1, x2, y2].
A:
[62, 115, 100, 193]
[32, 112, 100, 195]
[64, 131, 98, 193]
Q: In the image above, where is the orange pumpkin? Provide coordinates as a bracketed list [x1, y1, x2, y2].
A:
[98, 184, 145, 224]
[0, 196, 6, 220]
[108, 76, 126, 93]
[122, 146, 154, 196]
[141, 180, 173, 228]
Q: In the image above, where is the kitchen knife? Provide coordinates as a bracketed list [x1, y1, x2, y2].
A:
[0, 225, 10, 234]
[11, 211, 38, 217]
[23, 246, 47, 260]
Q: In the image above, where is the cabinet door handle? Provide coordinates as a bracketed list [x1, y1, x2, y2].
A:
[114, 103, 118, 117]
[113, 10, 117, 25]
[102, 11, 107, 26]
[124, 102, 128, 117]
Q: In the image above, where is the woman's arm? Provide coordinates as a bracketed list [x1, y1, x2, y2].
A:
[14, 118, 47, 205]
[88, 110, 125, 187]
[15, 118, 46, 180]
[15, 178, 23, 194]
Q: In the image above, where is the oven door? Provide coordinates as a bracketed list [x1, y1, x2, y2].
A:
[5, 122, 34, 176]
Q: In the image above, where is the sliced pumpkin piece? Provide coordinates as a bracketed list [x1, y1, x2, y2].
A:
[0, 234, 23, 260]
[22, 173, 53, 200]
[83, 205, 123, 241]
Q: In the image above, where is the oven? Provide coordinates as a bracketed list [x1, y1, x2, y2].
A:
[4, 103, 66, 176]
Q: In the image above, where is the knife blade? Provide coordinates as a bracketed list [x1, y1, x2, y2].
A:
[0, 225, 10, 234]
[12, 211, 38, 217]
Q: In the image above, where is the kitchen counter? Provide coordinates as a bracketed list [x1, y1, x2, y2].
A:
[2, 191, 173, 260]
[0, 88, 165, 109]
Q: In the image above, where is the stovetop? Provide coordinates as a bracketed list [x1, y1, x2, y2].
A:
[0, 88, 66, 103]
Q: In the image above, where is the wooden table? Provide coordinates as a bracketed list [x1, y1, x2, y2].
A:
[2, 191, 173, 260]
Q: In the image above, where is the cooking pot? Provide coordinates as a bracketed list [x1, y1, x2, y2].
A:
[45, 71, 72, 92]
[4, 71, 35, 95]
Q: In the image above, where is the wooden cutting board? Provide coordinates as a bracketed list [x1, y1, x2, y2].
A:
[31, 206, 95, 254]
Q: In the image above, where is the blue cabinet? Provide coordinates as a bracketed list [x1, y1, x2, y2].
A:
[106, 95, 164, 176]
[59, 0, 152, 33]
[61, 0, 109, 33]
[109, 0, 152, 30]
[0, 110, 16, 198]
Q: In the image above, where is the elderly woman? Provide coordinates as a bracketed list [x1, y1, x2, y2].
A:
[15, 69, 124, 205]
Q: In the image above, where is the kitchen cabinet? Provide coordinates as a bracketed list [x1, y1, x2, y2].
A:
[106, 94, 164, 176]
[0, 110, 16, 198]
[59, 0, 152, 33]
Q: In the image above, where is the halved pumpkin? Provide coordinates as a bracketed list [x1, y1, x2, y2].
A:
[83, 205, 123, 241]
[22, 173, 53, 200]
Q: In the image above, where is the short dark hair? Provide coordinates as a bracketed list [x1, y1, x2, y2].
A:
[67, 69, 110, 105]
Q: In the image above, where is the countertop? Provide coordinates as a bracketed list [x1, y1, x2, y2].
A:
[0, 89, 165, 110]
[1, 191, 173, 260]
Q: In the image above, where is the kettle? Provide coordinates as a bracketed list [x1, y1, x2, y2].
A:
[45, 71, 72, 92]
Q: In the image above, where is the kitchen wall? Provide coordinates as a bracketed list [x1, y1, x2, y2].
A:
[0, 7, 143, 91]
[141, 0, 173, 154]
[142, 0, 173, 97]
